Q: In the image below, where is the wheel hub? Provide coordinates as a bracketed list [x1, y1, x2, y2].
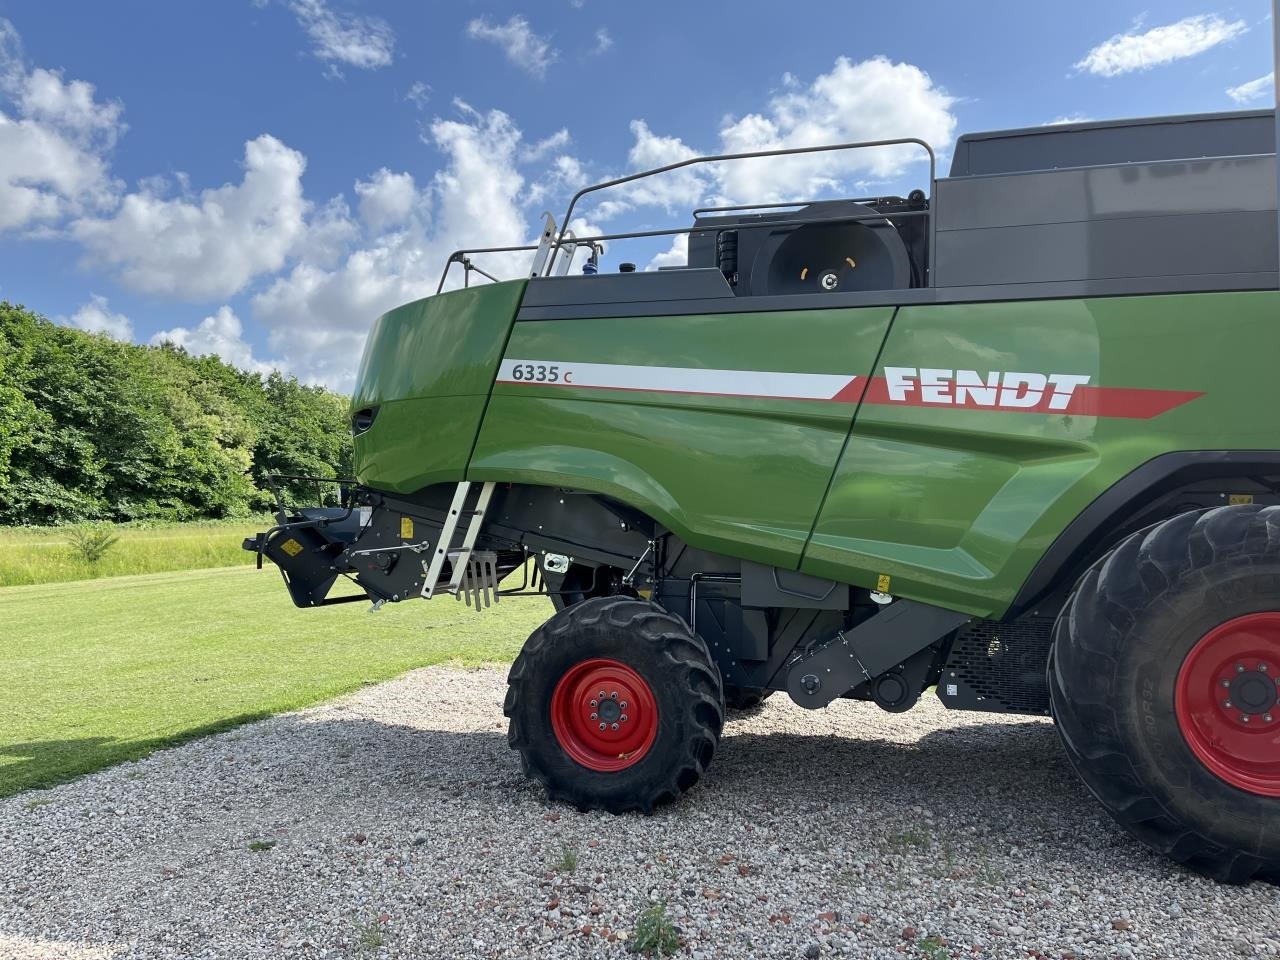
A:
[1227, 668, 1277, 718]
[1175, 613, 1280, 796]
[550, 658, 658, 772]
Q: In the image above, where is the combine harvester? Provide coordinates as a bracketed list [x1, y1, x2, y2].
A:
[248, 67, 1280, 880]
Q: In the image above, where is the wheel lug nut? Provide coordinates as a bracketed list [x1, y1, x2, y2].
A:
[590, 712, 597, 720]
[598, 722, 607, 731]
[1236, 664, 1246, 673]
[590, 699, 597, 707]
[1241, 715, 1251, 723]
[599, 690, 606, 698]
[1266, 715, 1274, 723]
[620, 714, 628, 723]
[611, 723, 619, 730]
[620, 701, 628, 709]
[1224, 700, 1233, 708]
[1260, 663, 1270, 672]
[610, 691, 618, 699]
[1221, 679, 1232, 688]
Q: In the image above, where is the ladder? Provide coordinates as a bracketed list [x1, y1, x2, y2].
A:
[420, 481, 500, 608]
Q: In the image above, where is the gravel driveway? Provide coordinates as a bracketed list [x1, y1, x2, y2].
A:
[2, 666, 1277, 960]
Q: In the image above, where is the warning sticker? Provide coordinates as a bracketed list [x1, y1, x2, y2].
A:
[280, 538, 303, 557]
[876, 573, 892, 593]
[1229, 494, 1255, 505]
[400, 516, 414, 538]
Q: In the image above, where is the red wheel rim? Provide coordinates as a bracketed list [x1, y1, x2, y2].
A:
[1175, 612, 1280, 797]
[550, 658, 658, 772]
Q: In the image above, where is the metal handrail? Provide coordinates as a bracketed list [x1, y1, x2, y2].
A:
[436, 244, 539, 294]
[549, 136, 937, 280]
[436, 136, 938, 292]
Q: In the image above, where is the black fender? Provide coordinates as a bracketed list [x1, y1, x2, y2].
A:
[1006, 450, 1280, 619]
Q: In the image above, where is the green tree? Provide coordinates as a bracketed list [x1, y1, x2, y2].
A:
[0, 302, 353, 525]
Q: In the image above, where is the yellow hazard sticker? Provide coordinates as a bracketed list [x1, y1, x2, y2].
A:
[280, 538, 303, 557]
[1229, 494, 1254, 505]
[876, 573, 892, 593]
[400, 516, 414, 538]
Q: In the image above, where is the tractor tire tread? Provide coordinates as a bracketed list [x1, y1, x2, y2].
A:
[504, 596, 724, 815]
[1051, 504, 1280, 884]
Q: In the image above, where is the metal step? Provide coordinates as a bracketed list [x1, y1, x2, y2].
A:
[420, 481, 496, 601]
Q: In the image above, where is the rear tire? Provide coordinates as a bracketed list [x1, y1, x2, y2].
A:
[1050, 505, 1280, 882]
[505, 596, 725, 813]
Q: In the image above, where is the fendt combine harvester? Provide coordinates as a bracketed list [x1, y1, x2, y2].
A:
[248, 102, 1280, 881]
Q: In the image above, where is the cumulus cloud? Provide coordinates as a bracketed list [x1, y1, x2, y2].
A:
[151, 306, 275, 374]
[582, 56, 955, 223]
[1075, 14, 1248, 77]
[1226, 72, 1275, 104]
[72, 134, 311, 299]
[591, 28, 613, 55]
[289, 0, 395, 74]
[62, 294, 132, 340]
[645, 234, 688, 272]
[354, 168, 421, 232]
[251, 106, 535, 386]
[0, 18, 123, 232]
[466, 15, 557, 78]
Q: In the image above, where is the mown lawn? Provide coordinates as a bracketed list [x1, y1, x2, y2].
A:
[1, 565, 552, 796]
[0, 519, 269, 587]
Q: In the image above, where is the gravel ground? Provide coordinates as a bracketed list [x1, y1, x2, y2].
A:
[2, 666, 1277, 960]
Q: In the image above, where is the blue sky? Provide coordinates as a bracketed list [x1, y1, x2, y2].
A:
[0, 1, 1274, 387]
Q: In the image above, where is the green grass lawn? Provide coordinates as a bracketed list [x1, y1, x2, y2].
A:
[0, 518, 270, 587]
[1, 564, 552, 797]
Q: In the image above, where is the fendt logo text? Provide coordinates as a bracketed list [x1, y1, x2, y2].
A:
[880, 367, 1091, 411]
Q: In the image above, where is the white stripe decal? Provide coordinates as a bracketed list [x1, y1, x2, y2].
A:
[495, 359, 861, 401]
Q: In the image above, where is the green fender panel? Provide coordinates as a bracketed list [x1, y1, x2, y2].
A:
[468, 307, 896, 569]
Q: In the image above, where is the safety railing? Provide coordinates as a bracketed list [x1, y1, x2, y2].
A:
[436, 136, 937, 294]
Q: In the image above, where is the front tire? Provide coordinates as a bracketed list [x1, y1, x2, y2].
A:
[504, 596, 725, 813]
[1050, 505, 1280, 882]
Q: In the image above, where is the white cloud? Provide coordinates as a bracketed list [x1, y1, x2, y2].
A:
[288, 0, 395, 74]
[252, 106, 535, 387]
[466, 15, 557, 78]
[151, 305, 274, 374]
[354, 168, 421, 232]
[62, 294, 132, 340]
[0, 19, 123, 232]
[523, 127, 570, 162]
[1044, 115, 1095, 126]
[404, 80, 430, 110]
[716, 56, 956, 202]
[592, 28, 613, 55]
[1075, 15, 1248, 77]
[645, 234, 687, 272]
[73, 134, 312, 299]
[1226, 72, 1275, 104]
[584, 56, 955, 222]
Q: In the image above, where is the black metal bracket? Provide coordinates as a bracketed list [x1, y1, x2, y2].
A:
[785, 600, 971, 709]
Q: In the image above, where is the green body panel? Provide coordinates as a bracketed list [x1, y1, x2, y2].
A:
[805, 291, 1280, 616]
[352, 281, 526, 492]
[350, 283, 1280, 619]
[468, 309, 895, 568]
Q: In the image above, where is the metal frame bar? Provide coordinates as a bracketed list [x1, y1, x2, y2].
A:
[549, 137, 937, 279]
[691, 196, 912, 218]
[435, 137, 938, 293]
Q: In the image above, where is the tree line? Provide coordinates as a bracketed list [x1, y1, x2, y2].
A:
[0, 301, 353, 525]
